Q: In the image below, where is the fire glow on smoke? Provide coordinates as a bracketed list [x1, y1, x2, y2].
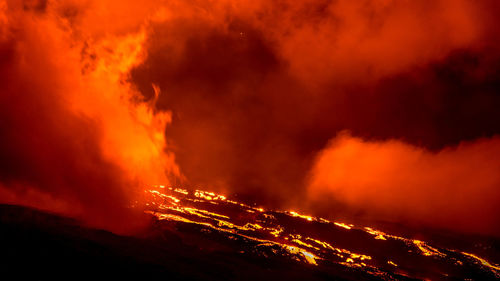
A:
[1, 0, 500, 244]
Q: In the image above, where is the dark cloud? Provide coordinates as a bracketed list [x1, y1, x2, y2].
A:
[317, 49, 500, 150]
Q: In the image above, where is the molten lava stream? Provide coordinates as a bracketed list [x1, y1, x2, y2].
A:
[141, 186, 500, 280]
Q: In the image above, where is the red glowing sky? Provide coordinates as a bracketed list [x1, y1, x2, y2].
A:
[0, 0, 499, 235]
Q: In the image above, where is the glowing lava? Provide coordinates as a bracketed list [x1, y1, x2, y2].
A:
[140, 186, 500, 280]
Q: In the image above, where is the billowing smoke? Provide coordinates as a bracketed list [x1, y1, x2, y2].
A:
[308, 133, 500, 235]
[132, 0, 500, 232]
[0, 0, 179, 232]
[129, 0, 500, 234]
[1, 0, 500, 235]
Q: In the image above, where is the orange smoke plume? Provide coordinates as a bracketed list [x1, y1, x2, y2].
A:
[1, 0, 500, 236]
[0, 1, 180, 232]
[308, 133, 500, 235]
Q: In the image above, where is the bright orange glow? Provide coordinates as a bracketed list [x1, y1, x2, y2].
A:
[462, 252, 500, 273]
[144, 187, 386, 267]
[413, 240, 446, 258]
[1, 0, 500, 239]
[387, 261, 398, 267]
[141, 186, 500, 278]
[0, 0, 181, 232]
[1, 1, 498, 279]
[334, 222, 353, 230]
[364, 227, 387, 240]
[289, 211, 314, 221]
[285, 245, 318, 265]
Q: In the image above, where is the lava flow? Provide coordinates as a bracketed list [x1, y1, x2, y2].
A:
[141, 186, 500, 280]
[2, 1, 500, 280]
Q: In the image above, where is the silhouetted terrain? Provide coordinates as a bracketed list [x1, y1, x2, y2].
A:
[0, 204, 379, 281]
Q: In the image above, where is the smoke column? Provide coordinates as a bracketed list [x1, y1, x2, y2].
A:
[0, 0, 180, 232]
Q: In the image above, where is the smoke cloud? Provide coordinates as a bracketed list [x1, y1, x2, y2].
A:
[129, 0, 500, 234]
[0, 0, 179, 232]
[1, 0, 500, 235]
[308, 133, 500, 235]
[130, 0, 500, 206]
